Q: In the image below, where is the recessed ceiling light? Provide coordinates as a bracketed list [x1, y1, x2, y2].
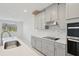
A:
[24, 10, 27, 13]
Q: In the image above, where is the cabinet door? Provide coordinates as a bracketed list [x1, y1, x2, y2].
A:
[31, 36, 36, 48]
[34, 13, 42, 30]
[41, 39, 49, 55]
[58, 3, 66, 29]
[48, 40, 54, 56]
[49, 4, 58, 21]
[45, 4, 58, 22]
[40, 12, 45, 30]
[35, 37, 42, 51]
[34, 15, 39, 29]
[66, 3, 79, 19]
[41, 39, 54, 56]
[45, 7, 51, 22]
[55, 42, 66, 56]
[31, 36, 42, 51]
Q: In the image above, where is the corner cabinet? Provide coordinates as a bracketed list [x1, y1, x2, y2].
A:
[66, 3, 79, 19]
[55, 42, 66, 56]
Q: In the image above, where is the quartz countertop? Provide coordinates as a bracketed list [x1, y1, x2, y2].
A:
[55, 38, 67, 44]
[32, 34, 67, 44]
[32, 30, 67, 44]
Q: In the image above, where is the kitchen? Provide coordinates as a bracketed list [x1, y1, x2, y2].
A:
[31, 3, 79, 56]
[0, 3, 79, 56]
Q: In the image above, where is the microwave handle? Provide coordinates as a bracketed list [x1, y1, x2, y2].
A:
[68, 39, 79, 42]
[68, 27, 79, 29]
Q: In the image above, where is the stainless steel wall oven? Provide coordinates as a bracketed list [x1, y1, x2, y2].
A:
[67, 22, 79, 56]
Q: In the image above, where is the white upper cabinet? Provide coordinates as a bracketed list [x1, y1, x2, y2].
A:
[45, 8, 50, 22]
[34, 11, 46, 30]
[66, 3, 79, 19]
[34, 13, 42, 30]
[58, 3, 66, 29]
[34, 14, 39, 29]
[40, 11, 46, 30]
[45, 4, 58, 21]
[34, 4, 58, 30]
[34, 3, 66, 30]
[50, 4, 58, 21]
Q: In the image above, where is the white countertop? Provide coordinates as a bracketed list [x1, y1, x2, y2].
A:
[32, 30, 67, 44]
[0, 37, 42, 56]
[55, 38, 67, 44]
[32, 34, 67, 44]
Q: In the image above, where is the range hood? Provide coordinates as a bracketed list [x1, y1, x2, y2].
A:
[45, 20, 58, 29]
[45, 20, 58, 26]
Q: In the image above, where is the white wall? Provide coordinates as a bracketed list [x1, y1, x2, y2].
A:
[22, 15, 34, 46]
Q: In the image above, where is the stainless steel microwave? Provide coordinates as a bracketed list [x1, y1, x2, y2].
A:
[67, 22, 79, 37]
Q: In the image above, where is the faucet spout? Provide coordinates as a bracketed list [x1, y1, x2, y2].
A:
[1, 31, 12, 45]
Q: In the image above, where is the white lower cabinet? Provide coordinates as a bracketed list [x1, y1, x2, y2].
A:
[35, 37, 42, 51]
[41, 39, 54, 56]
[49, 42, 55, 56]
[39, 39, 54, 56]
[55, 42, 66, 56]
[41, 39, 48, 55]
[31, 36, 42, 51]
[31, 36, 36, 48]
[31, 36, 66, 56]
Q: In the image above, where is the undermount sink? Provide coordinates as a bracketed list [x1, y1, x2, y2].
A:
[42, 36, 59, 40]
[4, 40, 21, 49]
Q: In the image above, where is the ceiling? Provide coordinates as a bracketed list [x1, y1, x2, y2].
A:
[0, 3, 51, 21]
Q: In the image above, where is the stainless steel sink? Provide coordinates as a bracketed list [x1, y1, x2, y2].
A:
[4, 40, 21, 49]
[43, 36, 59, 40]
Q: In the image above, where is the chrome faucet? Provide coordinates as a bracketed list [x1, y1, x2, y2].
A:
[1, 31, 12, 45]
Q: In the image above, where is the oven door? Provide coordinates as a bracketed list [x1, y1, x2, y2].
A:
[67, 38, 79, 56]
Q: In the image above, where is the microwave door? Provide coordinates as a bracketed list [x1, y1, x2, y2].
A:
[67, 28, 79, 37]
